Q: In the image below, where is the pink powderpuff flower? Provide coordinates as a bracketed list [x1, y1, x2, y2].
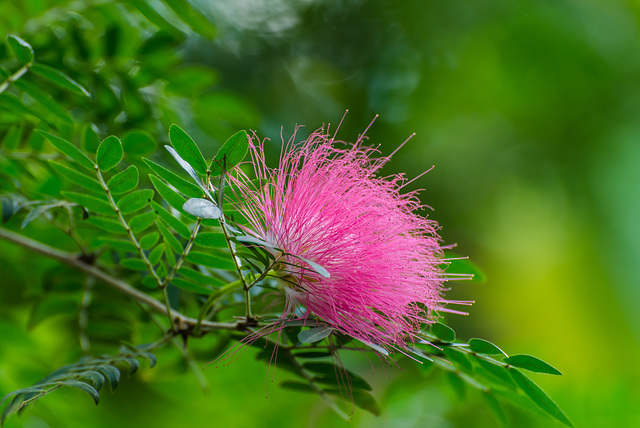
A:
[230, 122, 462, 353]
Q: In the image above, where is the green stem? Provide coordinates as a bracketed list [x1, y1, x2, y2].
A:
[0, 227, 240, 333]
[0, 62, 31, 94]
[161, 218, 201, 287]
[193, 276, 250, 335]
[94, 167, 176, 330]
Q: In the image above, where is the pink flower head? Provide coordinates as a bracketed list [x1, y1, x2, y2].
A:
[230, 124, 455, 352]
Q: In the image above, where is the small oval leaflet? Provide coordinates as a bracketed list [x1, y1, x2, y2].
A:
[505, 354, 562, 375]
[164, 145, 212, 199]
[298, 327, 334, 344]
[182, 198, 221, 219]
[468, 338, 508, 357]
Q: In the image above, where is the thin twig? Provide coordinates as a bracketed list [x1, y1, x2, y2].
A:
[0, 227, 239, 333]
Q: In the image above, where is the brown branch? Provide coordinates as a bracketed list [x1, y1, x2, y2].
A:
[0, 227, 239, 333]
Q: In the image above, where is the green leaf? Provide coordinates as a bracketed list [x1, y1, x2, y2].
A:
[162, 0, 216, 38]
[303, 362, 372, 391]
[468, 338, 507, 357]
[107, 165, 139, 195]
[122, 130, 157, 156]
[129, 210, 156, 234]
[185, 251, 235, 270]
[82, 124, 100, 153]
[77, 371, 106, 391]
[431, 322, 456, 342]
[30, 63, 90, 97]
[96, 136, 123, 171]
[62, 191, 112, 215]
[163, 242, 176, 266]
[298, 327, 333, 344]
[194, 232, 226, 248]
[38, 131, 95, 171]
[155, 219, 183, 254]
[141, 276, 159, 289]
[96, 366, 120, 391]
[122, 358, 140, 376]
[128, 0, 184, 36]
[120, 258, 148, 271]
[442, 347, 473, 373]
[21, 203, 65, 229]
[171, 277, 212, 295]
[504, 355, 562, 376]
[509, 368, 572, 426]
[168, 124, 207, 175]
[150, 200, 191, 239]
[86, 217, 126, 234]
[476, 358, 517, 387]
[60, 380, 100, 405]
[176, 267, 225, 287]
[7, 35, 34, 63]
[48, 161, 103, 194]
[139, 231, 159, 250]
[143, 157, 203, 198]
[13, 79, 72, 123]
[350, 390, 380, 416]
[98, 237, 137, 253]
[116, 189, 154, 215]
[148, 244, 164, 265]
[447, 372, 467, 400]
[483, 392, 508, 428]
[2, 125, 21, 151]
[210, 130, 248, 176]
[149, 174, 191, 216]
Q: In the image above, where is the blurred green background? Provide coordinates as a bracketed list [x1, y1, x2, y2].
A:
[2, 0, 640, 426]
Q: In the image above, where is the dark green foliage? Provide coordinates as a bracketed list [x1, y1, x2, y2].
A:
[0, 346, 158, 425]
[209, 130, 249, 176]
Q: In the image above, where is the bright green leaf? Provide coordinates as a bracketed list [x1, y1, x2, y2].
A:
[432, 322, 456, 342]
[148, 244, 164, 265]
[210, 130, 248, 176]
[505, 355, 562, 376]
[116, 189, 153, 215]
[139, 231, 159, 250]
[107, 165, 139, 195]
[48, 161, 103, 194]
[96, 136, 123, 171]
[143, 157, 203, 198]
[62, 191, 112, 215]
[168, 124, 207, 175]
[149, 174, 191, 216]
[176, 267, 224, 286]
[171, 277, 212, 295]
[185, 251, 235, 270]
[30, 63, 89, 97]
[129, 210, 156, 234]
[509, 368, 572, 426]
[7, 35, 34, 63]
[38, 130, 95, 171]
[86, 217, 126, 234]
[98, 237, 137, 253]
[120, 258, 148, 271]
[150, 200, 191, 239]
[194, 232, 226, 248]
[468, 338, 507, 357]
